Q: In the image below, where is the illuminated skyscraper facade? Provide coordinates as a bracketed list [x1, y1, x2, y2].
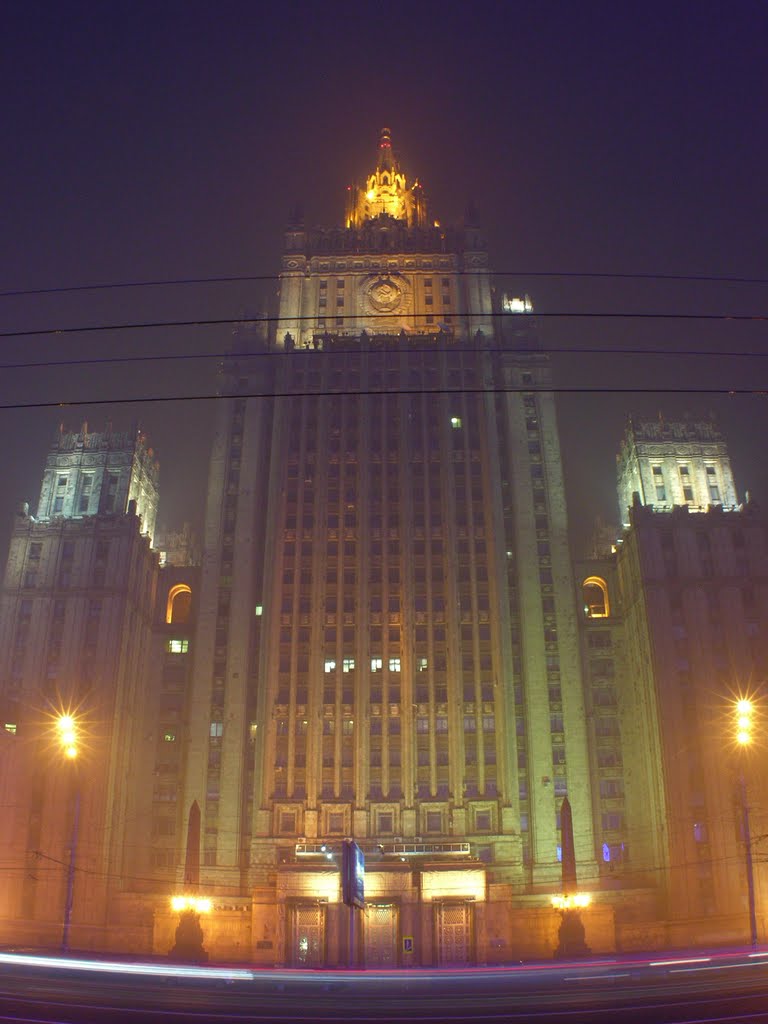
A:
[179, 130, 599, 965]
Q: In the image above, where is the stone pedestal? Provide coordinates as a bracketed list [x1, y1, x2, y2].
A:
[554, 910, 591, 959]
[169, 910, 209, 962]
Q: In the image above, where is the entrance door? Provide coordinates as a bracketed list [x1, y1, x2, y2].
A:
[436, 902, 472, 965]
[364, 903, 398, 967]
[290, 903, 325, 967]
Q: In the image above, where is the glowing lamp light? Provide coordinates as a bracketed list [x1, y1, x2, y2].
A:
[56, 714, 78, 759]
[170, 896, 212, 914]
[366, 189, 375, 201]
[551, 893, 591, 910]
[735, 698, 754, 746]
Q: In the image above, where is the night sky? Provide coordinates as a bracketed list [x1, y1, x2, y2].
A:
[2, 2, 767, 559]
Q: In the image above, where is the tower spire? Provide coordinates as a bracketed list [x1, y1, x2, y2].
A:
[377, 127, 395, 172]
[345, 128, 427, 229]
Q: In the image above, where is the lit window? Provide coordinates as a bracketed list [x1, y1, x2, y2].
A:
[371, 657, 382, 672]
[693, 822, 708, 843]
[417, 657, 428, 671]
[342, 658, 355, 672]
[167, 638, 189, 654]
[389, 657, 401, 672]
[255, 604, 263, 616]
[210, 722, 223, 738]
[582, 576, 609, 618]
[450, 416, 462, 429]
[166, 584, 192, 625]
[164, 732, 176, 742]
[324, 660, 336, 673]
[4, 723, 16, 735]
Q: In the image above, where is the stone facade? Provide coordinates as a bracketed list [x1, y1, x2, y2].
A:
[617, 417, 738, 526]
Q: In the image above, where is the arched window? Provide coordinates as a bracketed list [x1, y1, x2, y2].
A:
[166, 583, 192, 625]
[582, 576, 610, 618]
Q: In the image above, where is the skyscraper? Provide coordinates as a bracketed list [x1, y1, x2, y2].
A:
[0, 424, 159, 946]
[180, 129, 597, 965]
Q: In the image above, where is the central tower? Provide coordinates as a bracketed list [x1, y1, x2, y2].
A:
[182, 130, 596, 966]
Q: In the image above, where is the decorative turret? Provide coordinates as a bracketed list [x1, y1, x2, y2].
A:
[345, 128, 429, 229]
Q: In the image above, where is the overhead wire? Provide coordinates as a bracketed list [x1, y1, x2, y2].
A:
[1, 343, 768, 376]
[0, 383, 767, 415]
[3, 268, 768, 300]
[3, 308, 768, 344]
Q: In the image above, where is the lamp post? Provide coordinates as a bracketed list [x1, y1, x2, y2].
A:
[734, 699, 758, 950]
[56, 714, 80, 953]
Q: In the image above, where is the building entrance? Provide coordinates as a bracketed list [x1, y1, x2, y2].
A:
[436, 902, 473, 965]
[364, 902, 398, 966]
[289, 903, 325, 967]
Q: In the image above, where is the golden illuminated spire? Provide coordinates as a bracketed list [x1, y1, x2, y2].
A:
[345, 128, 428, 229]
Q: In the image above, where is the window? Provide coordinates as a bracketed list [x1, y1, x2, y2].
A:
[328, 813, 344, 833]
[324, 659, 336, 673]
[706, 466, 721, 502]
[679, 465, 694, 502]
[78, 475, 93, 513]
[475, 810, 492, 832]
[388, 657, 401, 672]
[601, 812, 623, 831]
[599, 778, 623, 799]
[602, 841, 627, 865]
[167, 639, 189, 654]
[166, 584, 192, 625]
[426, 811, 442, 833]
[588, 631, 612, 649]
[450, 416, 462, 429]
[163, 732, 176, 742]
[104, 473, 119, 513]
[280, 812, 297, 833]
[583, 576, 609, 618]
[342, 658, 355, 672]
[371, 657, 383, 672]
[377, 812, 393, 834]
[210, 722, 223, 738]
[693, 822, 708, 843]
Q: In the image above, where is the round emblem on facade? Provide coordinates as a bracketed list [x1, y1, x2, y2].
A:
[367, 277, 402, 313]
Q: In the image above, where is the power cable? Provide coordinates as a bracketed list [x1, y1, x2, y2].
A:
[1, 343, 768, 375]
[1, 383, 767, 415]
[3, 268, 768, 300]
[3, 309, 768, 343]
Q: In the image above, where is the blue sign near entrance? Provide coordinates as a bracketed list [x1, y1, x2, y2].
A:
[341, 839, 365, 909]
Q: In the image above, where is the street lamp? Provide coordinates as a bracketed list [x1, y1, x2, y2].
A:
[56, 713, 80, 953]
[733, 698, 758, 949]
